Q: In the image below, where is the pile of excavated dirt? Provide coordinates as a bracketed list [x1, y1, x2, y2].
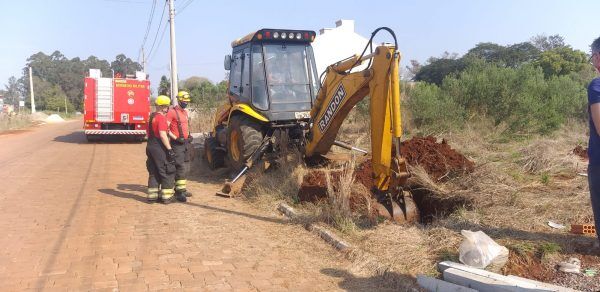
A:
[298, 136, 475, 206]
[573, 145, 588, 160]
[400, 136, 474, 182]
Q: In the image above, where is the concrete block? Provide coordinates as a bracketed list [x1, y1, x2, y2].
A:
[416, 274, 477, 292]
[443, 268, 535, 292]
[439, 261, 575, 292]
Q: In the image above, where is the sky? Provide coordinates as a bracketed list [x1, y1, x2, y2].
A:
[0, 0, 597, 93]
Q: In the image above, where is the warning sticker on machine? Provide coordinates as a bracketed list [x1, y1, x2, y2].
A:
[317, 84, 346, 133]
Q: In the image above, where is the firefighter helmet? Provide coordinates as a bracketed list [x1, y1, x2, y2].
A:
[155, 95, 171, 106]
[177, 91, 191, 102]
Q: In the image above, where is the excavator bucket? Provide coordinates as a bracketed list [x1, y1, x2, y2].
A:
[374, 191, 419, 224]
[215, 175, 247, 198]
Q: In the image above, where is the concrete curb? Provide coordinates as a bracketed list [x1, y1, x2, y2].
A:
[277, 203, 350, 251]
[277, 202, 420, 291]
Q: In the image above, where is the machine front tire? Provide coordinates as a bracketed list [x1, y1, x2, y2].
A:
[205, 136, 225, 170]
[226, 115, 263, 172]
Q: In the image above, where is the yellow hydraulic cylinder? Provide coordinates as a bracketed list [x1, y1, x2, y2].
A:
[390, 51, 402, 139]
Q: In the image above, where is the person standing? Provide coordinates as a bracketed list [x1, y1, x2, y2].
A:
[587, 36, 600, 247]
[166, 91, 193, 202]
[146, 95, 177, 204]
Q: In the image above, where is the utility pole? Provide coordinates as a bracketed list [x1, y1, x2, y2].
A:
[28, 67, 36, 113]
[167, 0, 179, 105]
[141, 47, 146, 73]
[64, 96, 68, 115]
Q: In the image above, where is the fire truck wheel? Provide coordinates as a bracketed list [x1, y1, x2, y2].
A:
[86, 134, 99, 143]
[204, 136, 225, 170]
[226, 115, 262, 172]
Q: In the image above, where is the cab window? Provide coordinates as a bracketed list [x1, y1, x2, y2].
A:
[241, 48, 251, 100]
[229, 52, 242, 96]
[251, 45, 268, 110]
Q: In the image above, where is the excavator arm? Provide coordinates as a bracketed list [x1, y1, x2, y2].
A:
[304, 28, 417, 222]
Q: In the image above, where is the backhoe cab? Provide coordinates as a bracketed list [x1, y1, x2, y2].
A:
[205, 29, 319, 172]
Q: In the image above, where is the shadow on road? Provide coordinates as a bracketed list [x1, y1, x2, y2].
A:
[54, 131, 145, 144]
[99, 187, 148, 204]
[183, 201, 288, 225]
[99, 184, 288, 225]
[321, 268, 417, 292]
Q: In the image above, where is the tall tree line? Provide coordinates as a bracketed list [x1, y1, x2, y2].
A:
[3, 51, 142, 111]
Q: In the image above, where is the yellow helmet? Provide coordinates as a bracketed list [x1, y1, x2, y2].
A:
[155, 95, 171, 106]
[177, 91, 191, 102]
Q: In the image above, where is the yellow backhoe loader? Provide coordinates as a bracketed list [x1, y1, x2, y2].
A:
[204, 27, 418, 223]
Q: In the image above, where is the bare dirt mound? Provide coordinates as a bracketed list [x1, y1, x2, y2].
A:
[573, 145, 588, 160]
[400, 136, 474, 182]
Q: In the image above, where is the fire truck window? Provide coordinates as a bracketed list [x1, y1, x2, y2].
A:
[229, 52, 242, 96]
[251, 45, 268, 110]
[241, 49, 251, 101]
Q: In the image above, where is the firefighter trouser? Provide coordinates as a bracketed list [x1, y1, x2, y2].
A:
[172, 142, 190, 193]
[146, 139, 176, 200]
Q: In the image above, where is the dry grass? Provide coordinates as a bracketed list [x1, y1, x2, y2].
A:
[0, 113, 32, 132]
[188, 107, 216, 133]
[243, 152, 307, 207]
[235, 106, 595, 288]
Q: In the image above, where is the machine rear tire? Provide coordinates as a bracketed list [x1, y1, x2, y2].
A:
[205, 136, 225, 170]
[227, 115, 263, 172]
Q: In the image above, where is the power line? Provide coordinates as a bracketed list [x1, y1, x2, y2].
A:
[140, 0, 157, 52]
[145, 1, 167, 63]
[102, 0, 149, 4]
[176, 0, 195, 15]
[147, 22, 169, 64]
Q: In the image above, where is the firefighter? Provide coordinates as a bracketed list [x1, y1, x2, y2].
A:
[146, 95, 177, 204]
[166, 91, 194, 202]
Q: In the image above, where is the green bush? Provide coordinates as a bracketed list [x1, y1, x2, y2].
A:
[406, 62, 587, 135]
[405, 82, 465, 131]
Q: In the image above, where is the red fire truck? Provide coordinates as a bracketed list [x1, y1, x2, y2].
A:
[83, 69, 150, 141]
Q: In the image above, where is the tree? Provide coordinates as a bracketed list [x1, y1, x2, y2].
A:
[405, 60, 421, 80]
[414, 58, 468, 85]
[464, 42, 540, 68]
[535, 47, 588, 77]
[4, 76, 21, 106]
[158, 75, 170, 96]
[110, 54, 142, 77]
[530, 34, 566, 52]
[464, 42, 506, 63]
[42, 84, 73, 112]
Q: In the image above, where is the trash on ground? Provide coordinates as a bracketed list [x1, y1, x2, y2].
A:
[558, 258, 581, 274]
[548, 221, 566, 229]
[458, 230, 509, 269]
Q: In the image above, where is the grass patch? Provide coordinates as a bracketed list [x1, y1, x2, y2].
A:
[0, 114, 32, 132]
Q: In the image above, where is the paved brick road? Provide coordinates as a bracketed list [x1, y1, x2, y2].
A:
[0, 120, 385, 291]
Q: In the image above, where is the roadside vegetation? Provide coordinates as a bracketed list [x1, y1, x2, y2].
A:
[0, 113, 32, 132]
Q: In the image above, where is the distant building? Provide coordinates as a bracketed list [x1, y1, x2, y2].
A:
[312, 20, 369, 77]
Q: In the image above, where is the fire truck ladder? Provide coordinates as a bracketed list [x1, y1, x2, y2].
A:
[96, 78, 114, 122]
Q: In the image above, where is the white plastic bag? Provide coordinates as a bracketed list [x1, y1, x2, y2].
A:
[459, 230, 505, 269]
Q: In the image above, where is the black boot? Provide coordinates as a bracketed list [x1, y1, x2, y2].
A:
[175, 190, 187, 202]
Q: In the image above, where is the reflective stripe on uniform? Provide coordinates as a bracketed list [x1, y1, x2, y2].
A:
[147, 188, 159, 194]
[175, 179, 187, 190]
[160, 189, 175, 195]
